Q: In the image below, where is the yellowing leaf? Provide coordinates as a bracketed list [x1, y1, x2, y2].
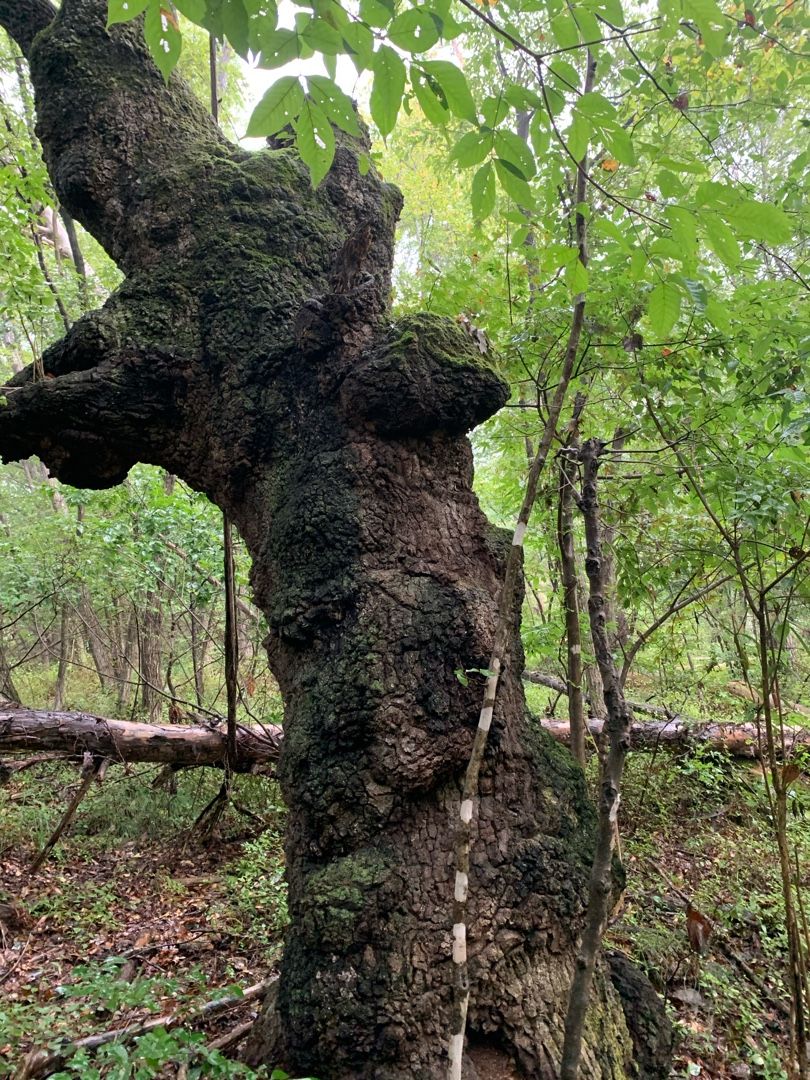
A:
[601, 158, 619, 172]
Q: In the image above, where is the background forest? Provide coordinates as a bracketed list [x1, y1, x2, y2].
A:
[0, 0, 809, 1076]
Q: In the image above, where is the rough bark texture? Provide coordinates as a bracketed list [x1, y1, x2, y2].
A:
[0, 3, 664, 1075]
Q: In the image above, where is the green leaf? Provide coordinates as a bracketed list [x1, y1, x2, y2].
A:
[647, 280, 681, 339]
[388, 8, 440, 52]
[107, 0, 150, 25]
[481, 95, 510, 128]
[683, 0, 728, 56]
[412, 70, 449, 125]
[704, 214, 740, 268]
[144, 4, 182, 82]
[504, 85, 542, 111]
[567, 112, 591, 161]
[682, 277, 708, 310]
[629, 246, 646, 281]
[301, 17, 343, 53]
[308, 75, 361, 136]
[549, 60, 581, 92]
[471, 161, 496, 221]
[494, 129, 534, 180]
[294, 98, 336, 187]
[567, 256, 589, 297]
[599, 121, 635, 165]
[551, 12, 580, 50]
[342, 22, 374, 70]
[370, 46, 406, 136]
[450, 129, 492, 168]
[544, 86, 566, 117]
[246, 76, 304, 137]
[590, 0, 624, 24]
[419, 61, 476, 123]
[359, 0, 394, 28]
[576, 92, 616, 121]
[705, 294, 730, 332]
[529, 111, 550, 158]
[494, 158, 535, 209]
[174, 0, 207, 19]
[255, 27, 304, 68]
[657, 169, 685, 198]
[667, 206, 698, 261]
[222, 0, 250, 56]
[732, 199, 793, 245]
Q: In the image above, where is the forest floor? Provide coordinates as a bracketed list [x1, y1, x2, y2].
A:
[1, 711, 808, 1079]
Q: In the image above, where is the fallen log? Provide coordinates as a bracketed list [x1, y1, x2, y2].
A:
[726, 679, 810, 719]
[525, 671, 810, 760]
[541, 715, 810, 759]
[0, 709, 282, 773]
[4, 699, 808, 772]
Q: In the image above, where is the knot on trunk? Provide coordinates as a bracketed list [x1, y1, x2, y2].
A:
[340, 314, 509, 436]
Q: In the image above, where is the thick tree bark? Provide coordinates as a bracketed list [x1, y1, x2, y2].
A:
[0, 707, 281, 771]
[0, 3, 664, 1075]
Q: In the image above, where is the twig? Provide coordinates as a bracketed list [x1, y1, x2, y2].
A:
[13, 977, 277, 1079]
[29, 754, 107, 876]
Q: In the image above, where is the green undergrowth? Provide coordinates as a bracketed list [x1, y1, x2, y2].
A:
[613, 745, 810, 1079]
[0, 762, 289, 1078]
[3, 699, 809, 1077]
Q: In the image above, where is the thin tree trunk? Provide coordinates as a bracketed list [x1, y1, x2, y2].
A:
[558, 420, 586, 764]
[561, 439, 635, 1079]
[138, 593, 164, 723]
[115, 604, 138, 712]
[52, 603, 71, 710]
[77, 589, 112, 691]
[0, 625, 20, 702]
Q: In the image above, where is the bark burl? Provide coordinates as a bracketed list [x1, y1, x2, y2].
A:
[0, 3, 668, 1076]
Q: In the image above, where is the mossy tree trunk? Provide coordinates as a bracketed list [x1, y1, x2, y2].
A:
[0, 3, 667, 1076]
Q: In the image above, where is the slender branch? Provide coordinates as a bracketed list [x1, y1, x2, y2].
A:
[446, 50, 597, 1080]
[15, 978, 276, 1079]
[619, 567, 740, 685]
[557, 396, 588, 763]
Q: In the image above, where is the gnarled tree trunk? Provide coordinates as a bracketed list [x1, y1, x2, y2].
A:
[0, 3, 667, 1076]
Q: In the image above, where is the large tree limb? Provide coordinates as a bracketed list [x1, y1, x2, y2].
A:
[20, 0, 228, 272]
[542, 714, 810, 759]
[0, 0, 55, 57]
[0, 708, 282, 772]
[1, 356, 185, 487]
